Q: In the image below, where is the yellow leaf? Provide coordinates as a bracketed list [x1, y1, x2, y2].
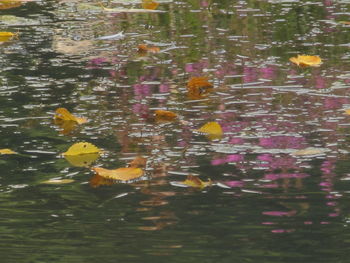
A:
[179, 175, 212, 189]
[54, 108, 87, 124]
[0, 148, 16, 154]
[154, 110, 177, 122]
[99, 2, 161, 13]
[0, 31, 17, 42]
[289, 55, 322, 67]
[53, 119, 77, 135]
[63, 142, 101, 156]
[142, 0, 159, 10]
[64, 153, 100, 167]
[196, 122, 223, 140]
[41, 178, 75, 184]
[0, 1, 21, 10]
[345, 109, 350, 115]
[92, 167, 144, 181]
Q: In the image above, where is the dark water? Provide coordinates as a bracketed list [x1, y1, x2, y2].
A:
[1, 0, 350, 262]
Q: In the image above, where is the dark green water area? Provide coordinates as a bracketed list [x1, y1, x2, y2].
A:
[1, 0, 350, 262]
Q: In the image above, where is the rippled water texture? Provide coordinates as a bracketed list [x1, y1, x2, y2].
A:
[1, 0, 350, 262]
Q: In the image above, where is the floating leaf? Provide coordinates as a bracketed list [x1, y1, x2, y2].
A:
[171, 175, 212, 189]
[196, 122, 223, 140]
[54, 108, 87, 124]
[0, 148, 16, 154]
[142, 0, 159, 10]
[0, 1, 22, 10]
[187, 76, 213, 99]
[289, 55, 322, 67]
[0, 31, 18, 42]
[129, 156, 147, 168]
[92, 167, 144, 181]
[64, 153, 100, 167]
[63, 142, 101, 156]
[99, 2, 163, 13]
[339, 21, 350, 25]
[291, 148, 328, 156]
[154, 110, 177, 122]
[138, 44, 160, 54]
[41, 178, 75, 184]
[344, 109, 350, 115]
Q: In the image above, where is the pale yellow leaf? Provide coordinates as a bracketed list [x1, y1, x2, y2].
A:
[63, 142, 101, 156]
[92, 167, 144, 181]
[291, 148, 327, 156]
[64, 153, 100, 167]
[0, 148, 16, 154]
[172, 175, 212, 189]
[41, 178, 75, 184]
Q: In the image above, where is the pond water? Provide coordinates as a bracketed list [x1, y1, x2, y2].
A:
[1, 0, 350, 262]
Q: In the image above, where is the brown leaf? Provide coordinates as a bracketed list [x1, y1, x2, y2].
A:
[141, 0, 159, 10]
[187, 76, 213, 99]
[138, 44, 160, 54]
[129, 156, 147, 168]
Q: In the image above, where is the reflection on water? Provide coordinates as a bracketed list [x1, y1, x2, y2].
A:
[2, 0, 350, 262]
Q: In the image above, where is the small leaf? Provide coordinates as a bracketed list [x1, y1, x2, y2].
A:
[344, 109, 350, 115]
[53, 119, 77, 135]
[0, 148, 16, 154]
[92, 167, 144, 181]
[54, 108, 87, 124]
[196, 122, 223, 140]
[289, 55, 322, 67]
[64, 153, 100, 167]
[142, 0, 159, 10]
[41, 178, 75, 184]
[172, 175, 212, 189]
[63, 142, 101, 156]
[291, 148, 327, 156]
[154, 110, 177, 122]
[0, 1, 22, 10]
[129, 156, 147, 168]
[138, 44, 160, 54]
[99, 2, 163, 13]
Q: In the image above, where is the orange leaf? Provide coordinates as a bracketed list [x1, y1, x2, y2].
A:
[89, 174, 116, 188]
[142, 0, 159, 10]
[92, 167, 144, 181]
[54, 108, 87, 124]
[345, 109, 350, 115]
[154, 110, 177, 122]
[129, 156, 147, 168]
[138, 44, 160, 54]
[289, 55, 322, 67]
[187, 76, 213, 99]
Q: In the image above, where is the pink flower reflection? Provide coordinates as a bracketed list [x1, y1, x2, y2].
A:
[263, 210, 296, 217]
[211, 154, 244, 166]
[225, 181, 244, 188]
[259, 136, 305, 149]
[264, 173, 309, 181]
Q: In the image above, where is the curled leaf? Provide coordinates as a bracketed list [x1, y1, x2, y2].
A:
[154, 110, 177, 122]
[0, 148, 16, 154]
[196, 122, 223, 140]
[92, 167, 144, 181]
[41, 178, 75, 184]
[64, 153, 100, 167]
[142, 0, 159, 10]
[54, 108, 87, 124]
[171, 175, 212, 189]
[63, 142, 101, 156]
[289, 55, 322, 67]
